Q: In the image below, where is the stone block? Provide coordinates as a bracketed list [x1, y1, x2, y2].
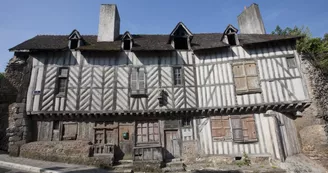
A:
[9, 136, 21, 142]
[14, 119, 23, 126]
[8, 145, 20, 157]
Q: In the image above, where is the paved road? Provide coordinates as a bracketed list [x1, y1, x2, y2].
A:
[0, 167, 30, 173]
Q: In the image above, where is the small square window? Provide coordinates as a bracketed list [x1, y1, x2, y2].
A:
[286, 57, 297, 68]
[123, 40, 131, 50]
[182, 117, 192, 127]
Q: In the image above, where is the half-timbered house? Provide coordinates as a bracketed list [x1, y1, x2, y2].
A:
[8, 3, 310, 164]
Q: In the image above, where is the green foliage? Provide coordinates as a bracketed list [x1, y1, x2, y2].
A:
[0, 73, 4, 80]
[272, 25, 328, 72]
[235, 152, 251, 167]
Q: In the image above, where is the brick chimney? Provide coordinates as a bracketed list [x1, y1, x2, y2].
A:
[97, 4, 120, 42]
[238, 3, 266, 34]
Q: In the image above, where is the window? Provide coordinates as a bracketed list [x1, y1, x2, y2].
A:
[56, 68, 69, 96]
[174, 37, 189, 49]
[233, 61, 260, 94]
[286, 56, 297, 68]
[53, 121, 60, 130]
[227, 34, 237, 46]
[182, 117, 192, 127]
[69, 39, 79, 49]
[131, 67, 146, 96]
[136, 121, 159, 144]
[123, 40, 131, 50]
[211, 116, 231, 140]
[62, 122, 77, 140]
[231, 115, 257, 142]
[173, 67, 182, 85]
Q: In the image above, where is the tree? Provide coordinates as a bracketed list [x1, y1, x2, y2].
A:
[272, 25, 328, 72]
[0, 73, 4, 80]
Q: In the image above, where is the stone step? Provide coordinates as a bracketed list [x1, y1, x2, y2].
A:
[109, 169, 133, 173]
[113, 163, 134, 169]
[162, 166, 185, 172]
[166, 161, 184, 166]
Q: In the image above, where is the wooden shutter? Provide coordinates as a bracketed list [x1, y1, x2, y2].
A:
[62, 122, 77, 140]
[233, 65, 247, 91]
[138, 68, 145, 94]
[211, 116, 231, 139]
[242, 115, 257, 142]
[131, 68, 138, 95]
[231, 117, 243, 142]
[245, 63, 259, 90]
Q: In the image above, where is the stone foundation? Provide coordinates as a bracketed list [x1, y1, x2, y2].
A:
[6, 103, 30, 156]
[181, 140, 199, 162]
[20, 140, 113, 167]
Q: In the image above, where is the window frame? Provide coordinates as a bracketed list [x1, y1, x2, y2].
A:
[173, 67, 183, 86]
[232, 61, 261, 95]
[231, 114, 258, 143]
[136, 121, 160, 145]
[56, 67, 69, 97]
[182, 117, 192, 128]
[286, 56, 297, 69]
[130, 67, 147, 97]
[211, 116, 232, 141]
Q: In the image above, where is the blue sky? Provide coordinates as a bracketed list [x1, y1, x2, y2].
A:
[0, 0, 327, 72]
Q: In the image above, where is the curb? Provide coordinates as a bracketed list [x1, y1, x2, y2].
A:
[0, 160, 62, 173]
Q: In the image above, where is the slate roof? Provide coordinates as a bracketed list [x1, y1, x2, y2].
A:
[9, 33, 300, 52]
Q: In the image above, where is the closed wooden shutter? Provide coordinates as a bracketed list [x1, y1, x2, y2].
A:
[211, 116, 231, 140]
[233, 65, 247, 91]
[231, 117, 243, 142]
[242, 115, 257, 142]
[131, 68, 138, 94]
[62, 122, 77, 140]
[138, 68, 145, 94]
[233, 61, 260, 93]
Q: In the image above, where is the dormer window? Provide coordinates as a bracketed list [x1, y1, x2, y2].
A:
[122, 31, 133, 51]
[169, 22, 193, 50]
[221, 25, 239, 46]
[68, 29, 83, 49]
[227, 34, 237, 46]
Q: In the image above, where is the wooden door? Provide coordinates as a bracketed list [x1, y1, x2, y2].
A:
[164, 130, 180, 160]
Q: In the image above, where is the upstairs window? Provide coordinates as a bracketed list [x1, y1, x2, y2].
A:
[131, 67, 146, 96]
[68, 29, 83, 49]
[173, 67, 182, 85]
[122, 31, 133, 51]
[286, 56, 297, 68]
[170, 22, 193, 50]
[69, 39, 79, 49]
[227, 34, 237, 46]
[56, 68, 69, 96]
[232, 61, 260, 95]
[174, 37, 188, 50]
[222, 25, 239, 46]
[123, 40, 131, 50]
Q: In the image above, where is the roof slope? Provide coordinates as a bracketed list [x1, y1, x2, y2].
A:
[9, 33, 300, 52]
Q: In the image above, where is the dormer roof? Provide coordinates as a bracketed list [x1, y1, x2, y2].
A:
[221, 24, 239, 41]
[122, 31, 133, 40]
[68, 29, 83, 40]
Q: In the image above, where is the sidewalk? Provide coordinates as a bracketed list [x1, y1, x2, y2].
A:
[0, 151, 112, 173]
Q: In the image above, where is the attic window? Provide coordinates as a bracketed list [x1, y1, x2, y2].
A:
[174, 37, 188, 50]
[227, 34, 237, 46]
[70, 39, 79, 49]
[123, 40, 131, 50]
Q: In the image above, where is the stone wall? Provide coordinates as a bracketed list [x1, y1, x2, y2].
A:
[181, 141, 199, 163]
[6, 103, 30, 156]
[295, 56, 328, 169]
[20, 141, 112, 167]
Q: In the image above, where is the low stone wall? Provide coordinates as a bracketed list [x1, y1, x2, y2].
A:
[182, 141, 199, 162]
[20, 141, 113, 167]
[299, 125, 328, 169]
